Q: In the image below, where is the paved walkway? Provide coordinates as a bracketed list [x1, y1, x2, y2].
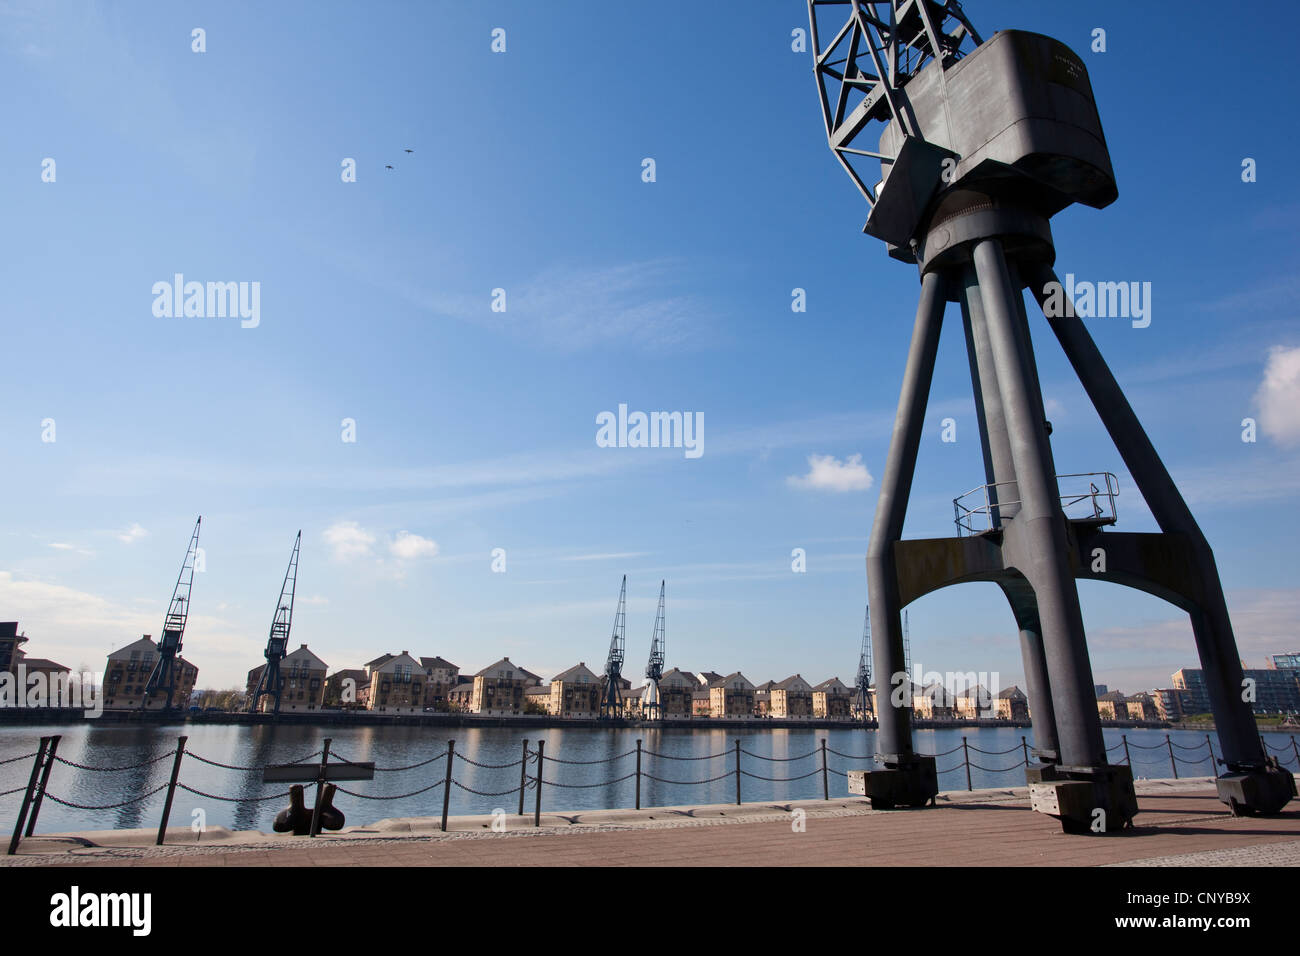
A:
[6, 778, 1299, 867]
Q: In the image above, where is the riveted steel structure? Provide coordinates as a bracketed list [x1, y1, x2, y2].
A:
[142, 517, 201, 712]
[807, 0, 1294, 830]
[599, 575, 627, 718]
[641, 580, 667, 719]
[249, 531, 301, 716]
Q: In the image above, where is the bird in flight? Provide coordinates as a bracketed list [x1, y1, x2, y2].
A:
[385, 164, 394, 170]
[404, 148, 414, 154]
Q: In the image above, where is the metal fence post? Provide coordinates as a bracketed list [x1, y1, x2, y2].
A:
[1166, 733, 1178, 779]
[155, 735, 188, 846]
[7, 737, 48, 855]
[1292, 735, 1299, 769]
[734, 740, 741, 805]
[441, 740, 455, 832]
[635, 739, 642, 810]
[24, 734, 61, 838]
[1122, 734, 1132, 766]
[821, 738, 829, 800]
[533, 740, 545, 827]
[1205, 734, 1217, 774]
[1021, 735, 1030, 767]
[309, 738, 332, 838]
[962, 736, 972, 791]
[517, 739, 528, 816]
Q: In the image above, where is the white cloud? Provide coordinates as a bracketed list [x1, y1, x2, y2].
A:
[117, 523, 148, 544]
[787, 453, 874, 492]
[389, 531, 438, 560]
[323, 520, 376, 561]
[49, 542, 75, 550]
[1254, 345, 1300, 445]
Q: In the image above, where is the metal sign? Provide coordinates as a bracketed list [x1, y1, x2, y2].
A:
[263, 762, 374, 783]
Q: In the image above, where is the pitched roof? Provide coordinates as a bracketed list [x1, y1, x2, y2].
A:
[420, 656, 458, 670]
[107, 635, 158, 660]
[776, 675, 812, 691]
[365, 653, 395, 669]
[551, 662, 600, 683]
[475, 657, 530, 679]
[997, 685, 1026, 699]
[21, 657, 69, 672]
[813, 677, 848, 691]
[709, 672, 753, 689]
[284, 645, 327, 669]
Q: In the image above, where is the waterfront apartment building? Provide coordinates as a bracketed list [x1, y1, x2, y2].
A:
[549, 663, 602, 718]
[753, 680, 776, 717]
[103, 636, 198, 710]
[420, 656, 460, 711]
[995, 686, 1029, 720]
[470, 658, 530, 715]
[656, 668, 697, 718]
[1269, 653, 1300, 671]
[709, 673, 755, 718]
[0, 622, 27, 674]
[1152, 687, 1190, 721]
[913, 682, 956, 719]
[770, 675, 814, 719]
[367, 652, 424, 714]
[247, 645, 327, 713]
[1174, 666, 1300, 715]
[812, 677, 852, 719]
[955, 685, 996, 720]
[324, 669, 369, 709]
[1126, 692, 1160, 722]
[1097, 690, 1128, 720]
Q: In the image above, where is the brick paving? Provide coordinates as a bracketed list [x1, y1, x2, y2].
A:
[7, 784, 1300, 867]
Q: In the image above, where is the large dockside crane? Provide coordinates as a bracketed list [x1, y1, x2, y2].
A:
[141, 517, 202, 712]
[249, 531, 301, 715]
[599, 575, 627, 718]
[641, 581, 666, 720]
[854, 604, 871, 721]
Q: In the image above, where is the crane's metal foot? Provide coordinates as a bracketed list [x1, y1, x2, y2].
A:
[847, 754, 938, 809]
[1029, 764, 1138, 834]
[1216, 758, 1296, 816]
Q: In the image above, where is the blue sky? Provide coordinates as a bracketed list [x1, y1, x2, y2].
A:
[2, 0, 1298, 696]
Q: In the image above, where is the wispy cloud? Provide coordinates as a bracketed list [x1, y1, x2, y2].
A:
[787, 453, 874, 492]
[116, 523, 148, 544]
[322, 520, 375, 561]
[389, 530, 438, 560]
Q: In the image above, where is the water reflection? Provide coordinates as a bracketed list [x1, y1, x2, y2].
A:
[0, 722, 1294, 834]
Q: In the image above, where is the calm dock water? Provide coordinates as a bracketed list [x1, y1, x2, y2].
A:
[2, 723, 1295, 834]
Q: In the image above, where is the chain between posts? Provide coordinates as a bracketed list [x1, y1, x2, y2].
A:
[9, 731, 1291, 845]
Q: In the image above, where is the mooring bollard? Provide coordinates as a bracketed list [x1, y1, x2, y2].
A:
[441, 740, 455, 832]
[309, 738, 332, 837]
[24, 734, 61, 840]
[821, 739, 829, 800]
[517, 739, 528, 816]
[1166, 733, 1178, 779]
[156, 735, 188, 846]
[635, 739, 642, 810]
[8, 736, 50, 855]
[533, 739, 545, 827]
[734, 740, 741, 805]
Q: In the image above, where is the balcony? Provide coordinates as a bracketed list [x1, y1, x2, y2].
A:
[954, 472, 1119, 537]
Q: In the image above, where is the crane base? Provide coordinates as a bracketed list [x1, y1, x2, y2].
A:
[1216, 760, 1296, 816]
[847, 754, 938, 809]
[1028, 764, 1138, 833]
